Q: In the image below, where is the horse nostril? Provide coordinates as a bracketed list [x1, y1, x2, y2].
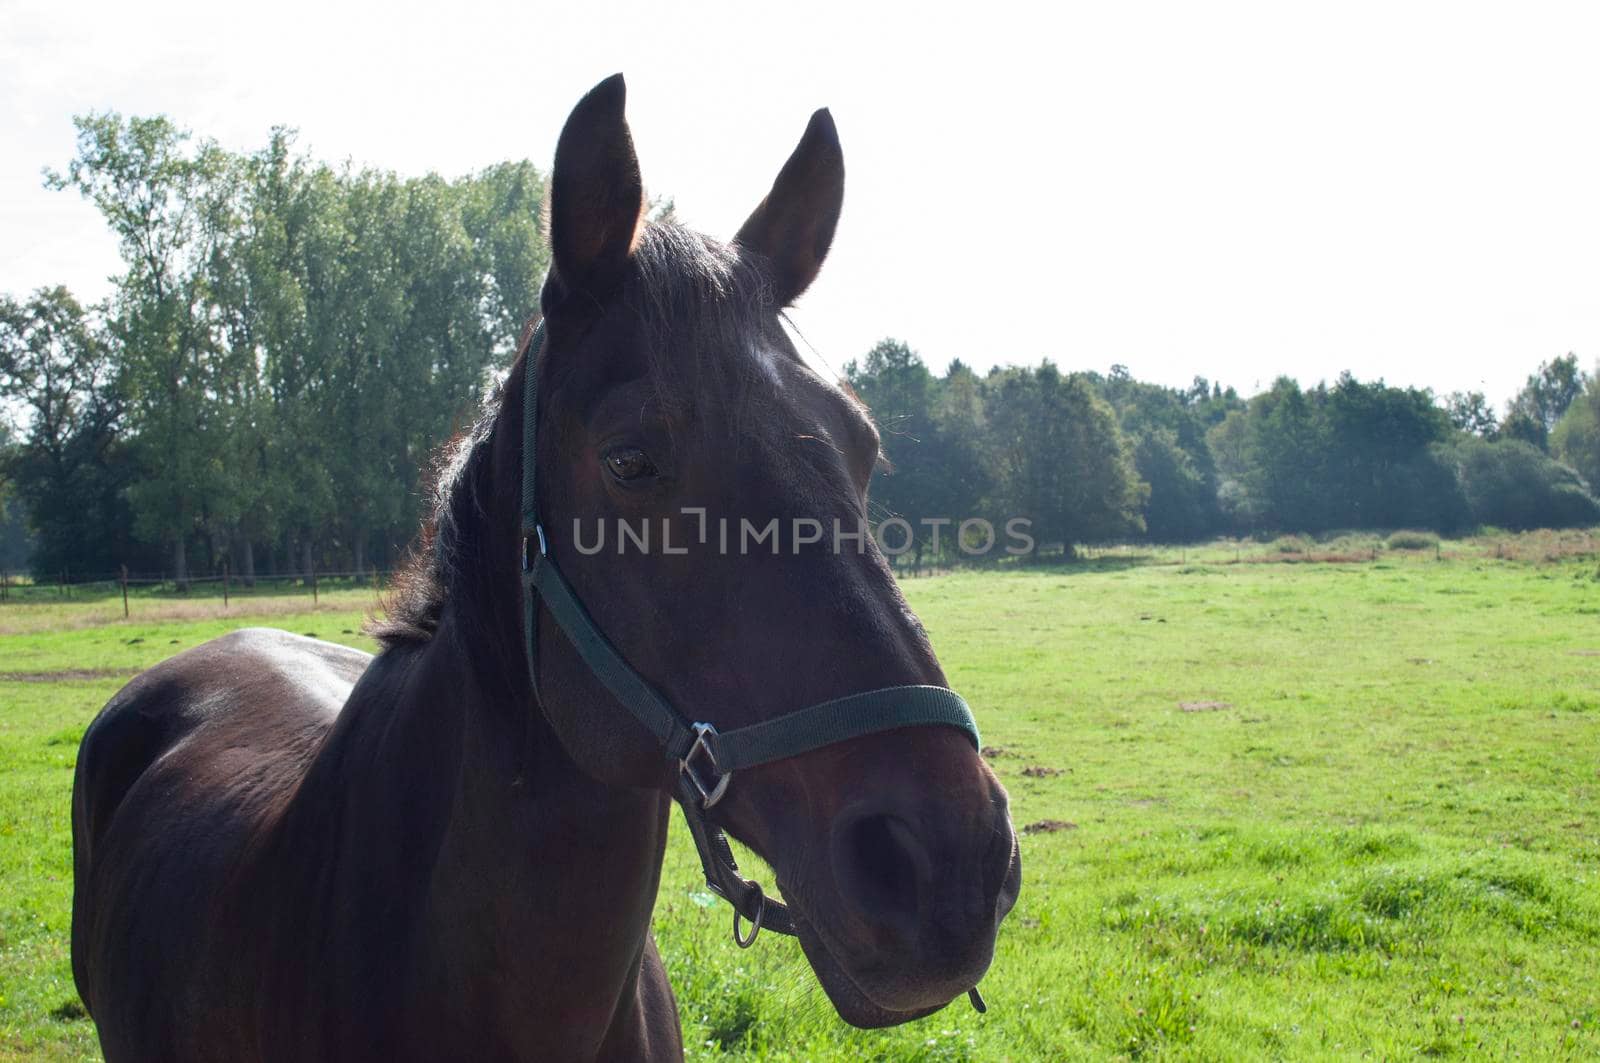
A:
[833, 812, 930, 942]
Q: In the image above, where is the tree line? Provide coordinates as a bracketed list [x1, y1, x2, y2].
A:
[2, 113, 1598, 580]
[847, 343, 1599, 560]
[1, 114, 546, 583]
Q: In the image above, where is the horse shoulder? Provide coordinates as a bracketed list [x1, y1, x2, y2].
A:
[71, 628, 371, 1055]
[76, 628, 367, 850]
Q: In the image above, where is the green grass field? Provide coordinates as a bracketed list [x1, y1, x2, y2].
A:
[3, 539, 1599, 1059]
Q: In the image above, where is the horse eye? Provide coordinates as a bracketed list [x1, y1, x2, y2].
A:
[603, 446, 657, 483]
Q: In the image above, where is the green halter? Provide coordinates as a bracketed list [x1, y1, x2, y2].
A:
[518, 320, 982, 957]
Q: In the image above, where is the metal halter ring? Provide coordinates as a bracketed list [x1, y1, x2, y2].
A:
[520, 525, 548, 572]
[680, 722, 731, 809]
[733, 893, 765, 948]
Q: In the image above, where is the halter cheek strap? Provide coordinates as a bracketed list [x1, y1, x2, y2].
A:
[518, 320, 982, 956]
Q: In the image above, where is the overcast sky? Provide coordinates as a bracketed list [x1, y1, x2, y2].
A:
[3, 0, 1597, 407]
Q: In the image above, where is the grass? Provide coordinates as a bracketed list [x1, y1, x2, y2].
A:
[3, 540, 1599, 1059]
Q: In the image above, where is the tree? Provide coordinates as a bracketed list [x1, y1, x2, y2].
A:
[1207, 409, 1259, 531]
[0, 288, 114, 470]
[22, 105, 1600, 577]
[48, 114, 237, 588]
[458, 160, 551, 346]
[1503, 354, 1585, 451]
[1242, 378, 1329, 531]
[1441, 437, 1599, 530]
[847, 340, 947, 566]
[0, 288, 143, 575]
[22, 113, 558, 581]
[930, 359, 994, 536]
[985, 363, 1146, 552]
[1092, 373, 1223, 540]
[0, 461, 34, 573]
[1224, 374, 1460, 533]
[1444, 391, 1498, 437]
[1320, 374, 1454, 528]
[1551, 366, 1600, 494]
[1133, 427, 1212, 541]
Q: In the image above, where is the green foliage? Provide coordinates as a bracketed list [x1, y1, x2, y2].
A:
[1444, 390, 1499, 437]
[1551, 365, 1600, 493]
[0, 288, 145, 576]
[26, 114, 550, 582]
[1096, 371, 1228, 542]
[837, 352, 1594, 553]
[1241, 377, 1327, 530]
[1132, 428, 1212, 542]
[7, 110, 1600, 581]
[1504, 353, 1586, 451]
[1221, 375, 1472, 534]
[846, 340, 978, 560]
[985, 363, 1147, 548]
[848, 347, 1148, 558]
[1385, 529, 1440, 551]
[0, 491, 33, 571]
[1440, 437, 1600, 530]
[45, 114, 237, 586]
[1500, 404, 1548, 450]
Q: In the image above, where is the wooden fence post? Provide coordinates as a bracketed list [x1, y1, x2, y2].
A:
[223, 561, 230, 609]
[312, 568, 318, 605]
[120, 565, 129, 619]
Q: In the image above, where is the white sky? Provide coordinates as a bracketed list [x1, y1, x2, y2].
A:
[3, 0, 1598, 408]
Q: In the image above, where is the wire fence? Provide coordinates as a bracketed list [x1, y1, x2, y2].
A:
[0, 565, 399, 614]
[4, 529, 1596, 612]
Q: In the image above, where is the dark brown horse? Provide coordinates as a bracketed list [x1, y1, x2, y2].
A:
[71, 75, 1021, 1062]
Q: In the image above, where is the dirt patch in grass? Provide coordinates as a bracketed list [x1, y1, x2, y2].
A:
[982, 745, 1017, 759]
[1021, 765, 1063, 777]
[1240, 551, 1377, 565]
[1180, 700, 1233, 712]
[1022, 819, 1077, 834]
[0, 667, 141, 683]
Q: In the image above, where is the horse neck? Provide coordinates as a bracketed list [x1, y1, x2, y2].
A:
[404, 353, 674, 1048]
[263, 354, 673, 1054]
[407, 620, 673, 1050]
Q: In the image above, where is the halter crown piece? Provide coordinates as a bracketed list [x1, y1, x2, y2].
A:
[518, 321, 989, 1012]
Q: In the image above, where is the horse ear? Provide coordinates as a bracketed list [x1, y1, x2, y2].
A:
[734, 108, 845, 306]
[544, 73, 646, 310]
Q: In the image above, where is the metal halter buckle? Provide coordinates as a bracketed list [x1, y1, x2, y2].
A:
[680, 722, 731, 808]
[733, 892, 764, 948]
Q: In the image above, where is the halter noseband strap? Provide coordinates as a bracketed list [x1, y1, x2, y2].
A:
[518, 320, 981, 949]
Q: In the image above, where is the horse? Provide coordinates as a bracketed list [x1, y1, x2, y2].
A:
[70, 74, 1022, 1061]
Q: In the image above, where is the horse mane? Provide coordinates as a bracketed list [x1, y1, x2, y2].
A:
[368, 221, 773, 649]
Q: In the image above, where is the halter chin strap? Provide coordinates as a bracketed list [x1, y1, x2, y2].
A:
[518, 320, 982, 954]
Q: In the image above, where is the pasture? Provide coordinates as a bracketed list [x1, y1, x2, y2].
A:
[2, 539, 1598, 1060]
